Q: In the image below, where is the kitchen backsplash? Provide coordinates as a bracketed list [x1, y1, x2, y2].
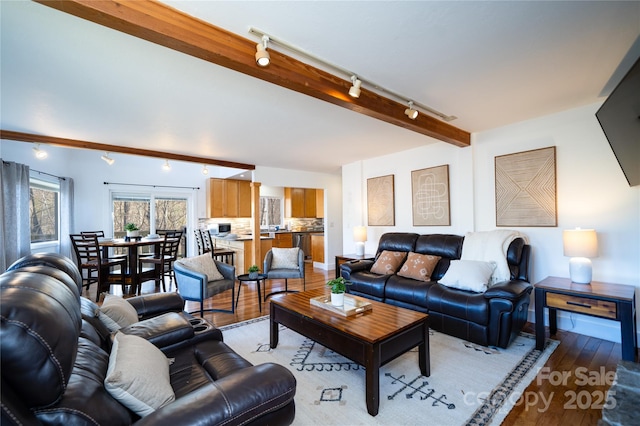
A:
[198, 218, 324, 234]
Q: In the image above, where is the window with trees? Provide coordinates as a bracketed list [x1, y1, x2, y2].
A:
[29, 178, 59, 243]
[259, 196, 282, 228]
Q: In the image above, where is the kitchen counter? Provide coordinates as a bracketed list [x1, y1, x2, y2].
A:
[214, 235, 274, 241]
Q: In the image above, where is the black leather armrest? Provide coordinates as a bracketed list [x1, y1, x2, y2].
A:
[484, 280, 533, 301]
[135, 363, 296, 426]
[127, 292, 185, 320]
[120, 312, 195, 348]
[340, 259, 374, 275]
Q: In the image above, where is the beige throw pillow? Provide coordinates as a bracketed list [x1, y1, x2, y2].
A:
[370, 251, 407, 275]
[105, 332, 175, 417]
[271, 247, 300, 269]
[398, 252, 441, 281]
[100, 294, 139, 329]
[178, 254, 224, 281]
[438, 260, 497, 293]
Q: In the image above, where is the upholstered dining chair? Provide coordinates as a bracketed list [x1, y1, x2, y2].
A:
[263, 247, 305, 299]
[173, 254, 235, 316]
[70, 233, 127, 301]
[139, 230, 183, 292]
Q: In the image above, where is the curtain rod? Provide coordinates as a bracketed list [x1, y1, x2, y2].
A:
[104, 181, 199, 190]
[31, 168, 66, 181]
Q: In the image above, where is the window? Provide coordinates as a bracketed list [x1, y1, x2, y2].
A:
[29, 178, 60, 243]
[259, 196, 282, 228]
[111, 191, 189, 257]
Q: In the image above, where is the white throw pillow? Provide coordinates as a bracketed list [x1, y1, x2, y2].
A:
[271, 247, 300, 269]
[105, 332, 175, 417]
[438, 260, 497, 293]
[100, 294, 139, 329]
[178, 254, 224, 281]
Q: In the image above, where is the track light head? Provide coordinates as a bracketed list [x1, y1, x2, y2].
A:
[255, 35, 270, 67]
[202, 165, 209, 175]
[101, 152, 115, 165]
[162, 159, 171, 171]
[405, 101, 418, 120]
[32, 144, 48, 159]
[349, 75, 361, 98]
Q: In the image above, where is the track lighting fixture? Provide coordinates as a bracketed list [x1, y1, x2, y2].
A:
[162, 159, 171, 171]
[405, 101, 418, 120]
[248, 27, 457, 122]
[349, 75, 361, 98]
[255, 35, 270, 67]
[101, 152, 115, 165]
[32, 143, 48, 159]
[202, 165, 209, 175]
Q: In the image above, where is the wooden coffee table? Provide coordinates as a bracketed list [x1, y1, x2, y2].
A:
[269, 288, 429, 416]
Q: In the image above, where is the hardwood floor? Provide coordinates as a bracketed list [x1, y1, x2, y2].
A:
[95, 262, 623, 425]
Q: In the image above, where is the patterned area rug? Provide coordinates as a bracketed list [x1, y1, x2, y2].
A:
[221, 316, 558, 426]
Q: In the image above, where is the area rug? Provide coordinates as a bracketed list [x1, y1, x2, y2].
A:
[220, 317, 558, 426]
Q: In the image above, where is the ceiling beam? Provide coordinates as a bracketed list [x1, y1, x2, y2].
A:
[0, 130, 256, 170]
[35, 0, 471, 147]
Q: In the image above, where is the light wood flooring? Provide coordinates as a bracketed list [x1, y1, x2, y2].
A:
[93, 262, 626, 425]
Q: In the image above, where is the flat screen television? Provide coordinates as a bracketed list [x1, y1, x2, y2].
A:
[595, 56, 640, 187]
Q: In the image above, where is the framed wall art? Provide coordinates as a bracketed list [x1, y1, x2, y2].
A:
[495, 146, 557, 227]
[411, 165, 450, 226]
[367, 174, 395, 226]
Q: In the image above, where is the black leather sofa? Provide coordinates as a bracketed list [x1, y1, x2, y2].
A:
[341, 233, 532, 348]
[1, 253, 296, 426]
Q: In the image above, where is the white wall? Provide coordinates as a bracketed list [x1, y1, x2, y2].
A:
[341, 102, 640, 344]
[254, 166, 343, 270]
[1, 141, 343, 267]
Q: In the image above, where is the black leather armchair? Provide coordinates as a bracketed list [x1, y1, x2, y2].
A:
[1, 253, 296, 426]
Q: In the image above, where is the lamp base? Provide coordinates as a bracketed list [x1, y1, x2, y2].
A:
[355, 242, 365, 256]
[569, 257, 592, 284]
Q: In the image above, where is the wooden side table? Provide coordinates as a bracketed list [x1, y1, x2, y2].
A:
[534, 276, 637, 361]
[335, 253, 376, 278]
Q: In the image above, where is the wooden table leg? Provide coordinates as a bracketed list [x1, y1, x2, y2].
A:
[270, 304, 279, 348]
[535, 288, 546, 350]
[365, 344, 380, 416]
[419, 321, 430, 377]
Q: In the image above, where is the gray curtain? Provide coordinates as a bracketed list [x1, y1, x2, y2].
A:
[1, 160, 31, 271]
[59, 177, 74, 259]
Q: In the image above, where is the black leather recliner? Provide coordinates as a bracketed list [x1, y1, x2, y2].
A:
[1, 253, 296, 425]
[341, 233, 532, 348]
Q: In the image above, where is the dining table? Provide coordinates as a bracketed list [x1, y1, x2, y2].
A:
[98, 236, 164, 294]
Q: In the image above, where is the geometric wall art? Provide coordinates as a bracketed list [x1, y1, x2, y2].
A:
[411, 165, 450, 226]
[495, 146, 557, 227]
[367, 174, 395, 226]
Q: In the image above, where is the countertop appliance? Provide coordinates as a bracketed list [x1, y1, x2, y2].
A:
[208, 222, 231, 237]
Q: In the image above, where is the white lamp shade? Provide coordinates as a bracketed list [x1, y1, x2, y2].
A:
[353, 226, 367, 243]
[354, 226, 367, 255]
[563, 229, 598, 258]
[563, 229, 597, 284]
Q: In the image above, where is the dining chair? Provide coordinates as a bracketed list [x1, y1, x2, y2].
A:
[194, 229, 207, 255]
[81, 230, 128, 262]
[69, 233, 127, 301]
[138, 230, 183, 292]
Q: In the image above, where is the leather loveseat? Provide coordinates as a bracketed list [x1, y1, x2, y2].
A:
[340, 233, 532, 348]
[1, 253, 296, 426]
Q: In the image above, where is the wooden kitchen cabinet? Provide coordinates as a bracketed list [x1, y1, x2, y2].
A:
[311, 234, 324, 263]
[274, 232, 293, 248]
[285, 187, 323, 218]
[206, 178, 251, 218]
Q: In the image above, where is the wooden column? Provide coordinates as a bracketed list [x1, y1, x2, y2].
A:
[250, 182, 262, 268]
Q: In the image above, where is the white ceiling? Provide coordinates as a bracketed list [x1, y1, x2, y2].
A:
[1, 1, 639, 175]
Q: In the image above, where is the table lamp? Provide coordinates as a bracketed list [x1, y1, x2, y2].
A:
[354, 226, 367, 256]
[563, 228, 598, 284]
